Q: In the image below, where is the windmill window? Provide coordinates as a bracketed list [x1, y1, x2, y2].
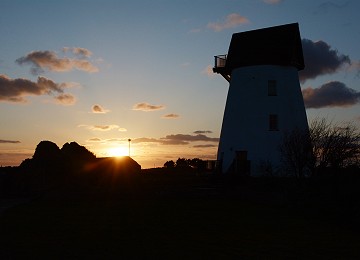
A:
[269, 114, 279, 131]
[268, 80, 277, 96]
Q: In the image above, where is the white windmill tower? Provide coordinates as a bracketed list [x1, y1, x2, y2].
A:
[213, 23, 308, 176]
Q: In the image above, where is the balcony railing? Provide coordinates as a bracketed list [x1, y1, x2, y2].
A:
[213, 55, 230, 82]
[214, 55, 227, 69]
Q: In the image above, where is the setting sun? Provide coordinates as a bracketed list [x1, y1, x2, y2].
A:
[107, 146, 129, 157]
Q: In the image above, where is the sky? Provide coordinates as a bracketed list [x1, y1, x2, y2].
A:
[1, 0, 360, 168]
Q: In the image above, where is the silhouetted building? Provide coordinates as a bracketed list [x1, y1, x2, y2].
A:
[94, 156, 141, 174]
[213, 23, 308, 175]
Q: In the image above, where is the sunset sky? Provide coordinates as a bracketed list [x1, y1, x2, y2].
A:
[1, 0, 360, 168]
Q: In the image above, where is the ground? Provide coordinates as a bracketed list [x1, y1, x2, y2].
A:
[1, 169, 359, 259]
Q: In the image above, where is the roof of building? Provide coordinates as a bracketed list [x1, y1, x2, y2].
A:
[96, 156, 141, 173]
[215, 23, 304, 74]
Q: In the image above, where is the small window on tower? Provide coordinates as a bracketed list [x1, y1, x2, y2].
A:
[268, 80, 277, 96]
[269, 114, 279, 131]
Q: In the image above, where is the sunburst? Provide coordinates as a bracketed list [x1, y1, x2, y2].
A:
[107, 146, 128, 157]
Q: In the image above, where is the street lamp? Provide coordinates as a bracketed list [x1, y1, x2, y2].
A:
[128, 139, 131, 157]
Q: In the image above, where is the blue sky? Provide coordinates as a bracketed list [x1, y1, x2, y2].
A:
[1, 0, 360, 168]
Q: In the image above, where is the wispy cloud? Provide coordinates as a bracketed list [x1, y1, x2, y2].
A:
[79, 124, 122, 131]
[92, 125, 119, 131]
[0, 74, 74, 104]
[194, 130, 213, 134]
[302, 81, 360, 108]
[0, 152, 33, 166]
[54, 93, 76, 105]
[208, 13, 249, 32]
[86, 137, 127, 143]
[202, 65, 214, 77]
[88, 132, 219, 147]
[92, 104, 110, 114]
[348, 60, 360, 77]
[131, 137, 160, 144]
[300, 39, 351, 82]
[131, 133, 219, 146]
[133, 102, 165, 111]
[63, 47, 93, 58]
[0, 139, 21, 144]
[160, 134, 219, 145]
[193, 144, 217, 148]
[88, 138, 102, 142]
[16, 49, 98, 75]
[162, 113, 180, 119]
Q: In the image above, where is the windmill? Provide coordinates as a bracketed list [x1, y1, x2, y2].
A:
[213, 23, 308, 176]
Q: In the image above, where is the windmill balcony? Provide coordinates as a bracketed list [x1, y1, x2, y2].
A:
[214, 55, 227, 69]
[213, 55, 230, 82]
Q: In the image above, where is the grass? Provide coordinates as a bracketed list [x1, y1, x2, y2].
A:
[1, 171, 360, 259]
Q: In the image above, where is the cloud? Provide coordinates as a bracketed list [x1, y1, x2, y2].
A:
[208, 13, 249, 32]
[300, 39, 351, 82]
[63, 47, 93, 58]
[0, 139, 21, 144]
[118, 128, 127, 132]
[133, 102, 165, 111]
[92, 125, 119, 131]
[88, 138, 102, 142]
[202, 65, 214, 77]
[0, 152, 33, 166]
[160, 134, 219, 145]
[86, 138, 129, 144]
[131, 137, 160, 144]
[16, 50, 98, 74]
[162, 113, 180, 119]
[160, 139, 189, 145]
[193, 144, 217, 148]
[348, 60, 360, 76]
[79, 124, 120, 131]
[302, 81, 360, 108]
[194, 130, 213, 134]
[263, 0, 283, 4]
[131, 133, 219, 146]
[0, 74, 73, 103]
[54, 93, 76, 105]
[92, 104, 110, 114]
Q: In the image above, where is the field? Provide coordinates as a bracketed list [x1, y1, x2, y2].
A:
[1, 169, 360, 259]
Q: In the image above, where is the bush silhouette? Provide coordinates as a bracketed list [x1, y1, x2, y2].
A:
[33, 140, 62, 161]
[61, 142, 96, 162]
[20, 141, 97, 175]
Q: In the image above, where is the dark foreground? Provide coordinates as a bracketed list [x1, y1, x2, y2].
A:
[1, 168, 360, 259]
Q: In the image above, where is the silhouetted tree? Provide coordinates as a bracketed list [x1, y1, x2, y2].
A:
[176, 158, 189, 168]
[33, 140, 62, 161]
[19, 158, 33, 169]
[26, 140, 65, 175]
[280, 118, 360, 177]
[61, 142, 96, 162]
[20, 141, 98, 176]
[164, 160, 175, 168]
[310, 118, 360, 169]
[17, 141, 66, 191]
[189, 158, 206, 170]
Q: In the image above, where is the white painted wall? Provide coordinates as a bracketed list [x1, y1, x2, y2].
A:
[217, 65, 308, 175]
